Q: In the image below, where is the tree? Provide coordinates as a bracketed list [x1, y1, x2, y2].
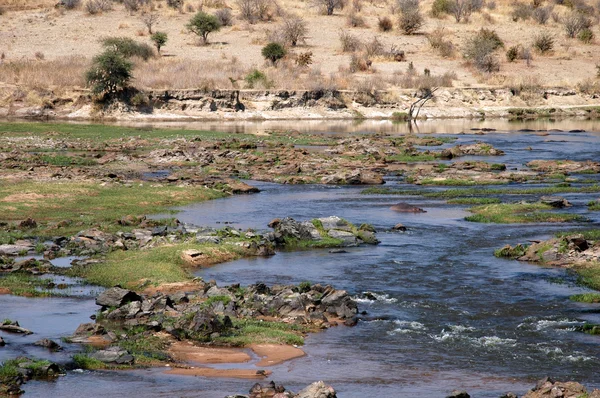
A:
[85, 50, 133, 96]
[187, 11, 221, 45]
[281, 15, 307, 46]
[151, 32, 168, 55]
[312, 0, 344, 15]
[398, 0, 424, 35]
[140, 12, 159, 34]
[262, 42, 286, 65]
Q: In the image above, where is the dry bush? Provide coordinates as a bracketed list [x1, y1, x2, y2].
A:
[312, 0, 346, 15]
[378, 16, 394, 31]
[295, 51, 313, 67]
[427, 27, 455, 57]
[463, 28, 503, 72]
[237, 0, 280, 23]
[349, 52, 372, 72]
[167, 0, 184, 9]
[85, 0, 112, 14]
[214, 8, 233, 26]
[451, 0, 472, 23]
[398, 0, 424, 34]
[563, 12, 592, 38]
[364, 36, 385, 57]
[387, 69, 456, 88]
[352, 0, 362, 12]
[532, 5, 553, 24]
[506, 44, 533, 64]
[63, 0, 81, 9]
[511, 1, 532, 21]
[339, 30, 363, 52]
[140, 12, 160, 34]
[431, 0, 451, 18]
[347, 12, 368, 27]
[280, 15, 307, 46]
[0, 57, 89, 88]
[577, 78, 600, 95]
[354, 76, 385, 94]
[533, 31, 555, 53]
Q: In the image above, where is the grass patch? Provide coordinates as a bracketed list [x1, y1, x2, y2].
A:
[570, 293, 600, 303]
[0, 181, 225, 236]
[419, 178, 506, 186]
[72, 354, 107, 370]
[118, 331, 170, 364]
[465, 203, 585, 224]
[494, 243, 529, 258]
[556, 229, 600, 241]
[38, 154, 97, 167]
[385, 153, 437, 162]
[211, 319, 308, 346]
[0, 274, 60, 297]
[576, 263, 600, 290]
[588, 201, 600, 211]
[361, 185, 600, 198]
[447, 197, 502, 205]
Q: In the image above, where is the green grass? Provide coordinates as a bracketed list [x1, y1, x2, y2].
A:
[0, 274, 61, 297]
[418, 178, 506, 186]
[203, 295, 232, 307]
[447, 197, 502, 205]
[0, 360, 20, 381]
[556, 229, 600, 241]
[0, 181, 225, 236]
[465, 203, 585, 224]
[72, 354, 107, 370]
[576, 263, 600, 290]
[494, 244, 529, 258]
[118, 332, 169, 364]
[211, 319, 307, 346]
[569, 293, 600, 303]
[588, 201, 600, 210]
[361, 185, 600, 198]
[38, 154, 97, 167]
[385, 153, 437, 162]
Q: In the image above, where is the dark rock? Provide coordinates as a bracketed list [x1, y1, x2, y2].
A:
[19, 218, 37, 229]
[392, 223, 407, 231]
[73, 322, 105, 336]
[446, 391, 470, 398]
[34, 338, 62, 351]
[390, 203, 426, 213]
[328, 249, 348, 254]
[0, 321, 33, 335]
[91, 346, 134, 365]
[96, 287, 142, 308]
[0, 336, 4, 346]
[565, 234, 589, 251]
[540, 196, 571, 208]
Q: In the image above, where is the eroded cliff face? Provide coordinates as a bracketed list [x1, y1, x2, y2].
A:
[1, 85, 598, 120]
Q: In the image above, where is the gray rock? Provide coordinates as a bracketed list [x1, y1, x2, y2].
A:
[296, 381, 337, 398]
[196, 235, 221, 244]
[317, 216, 348, 231]
[34, 338, 62, 351]
[392, 223, 407, 231]
[91, 346, 134, 365]
[327, 230, 357, 246]
[540, 196, 571, 208]
[96, 287, 142, 308]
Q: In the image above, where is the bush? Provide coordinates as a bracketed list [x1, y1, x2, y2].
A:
[187, 11, 222, 44]
[167, 0, 184, 9]
[378, 16, 394, 31]
[63, 0, 81, 9]
[140, 12, 159, 34]
[506, 45, 519, 62]
[532, 5, 552, 24]
[312, 0, 345, 15]
[85, 0, 111, 14]
[563, 12, 592, 38]
[349, 52, 372, 72]
[451, 0, 473, 23]
[244, 69, 269, 88]
[262, 42, 286, 65]
[398, 0, 424, 34]
[431, 0, 451, 18]
[364, 36, 385, 57]
[85, 50, 133, 96]
[296, 51, 313, 67]
[151, 32, 168, 54]
[101, 37, 154, 60]
[533, 31, 554, 53]
[464, 28, 503, 72]
[347, 12, 367, 27]
[578, 28, 594, 43]
[215, 8, 233, 26]
[511, 1, 532, 21]
[123, 0, 140, 13]
[339, 31, 363, 52]
[427, 27, 455, 58]
[280, 16, 307, 46]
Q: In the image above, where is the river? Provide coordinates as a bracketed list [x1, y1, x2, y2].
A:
[2, 119, 600, 397]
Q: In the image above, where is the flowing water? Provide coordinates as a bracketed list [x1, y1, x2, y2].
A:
[2, 120, 600, 397]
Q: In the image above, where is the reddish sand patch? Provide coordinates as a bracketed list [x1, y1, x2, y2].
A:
[250, 344, 306, 367]
[168, 341, 251, 364]
[165, 367, 271, 379]
[141, 281, 203, 296]
[0, 288, 12, 295]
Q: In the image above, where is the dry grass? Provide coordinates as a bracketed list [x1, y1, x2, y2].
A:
[0, 0, 55, 10]
[0, 57, 89, 88]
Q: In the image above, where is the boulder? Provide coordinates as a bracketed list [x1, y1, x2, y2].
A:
[392, 223, 407, 231]
[96, 287, 142, 308]
[296, 381, 337, 398]
[0, 336, 4, 346]
[91, 346, 134, 365]
[317, 216, 350, 232]
[446, 391, 470, 398]
[34, 338, 62, 351]
[523, 378, 592, 398]
[181, 249, 209, 267]
[540, 196, 571, 208]
[327, 230, 357, 246]
[390, 203, 426, 213]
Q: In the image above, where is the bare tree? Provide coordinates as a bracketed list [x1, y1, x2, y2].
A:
[281, 15, 307, 46]
[312, 0, 345, 16]
[451, 0, 472, 23]
[141, 12, 160, 34]
[397, 0, 424, 35]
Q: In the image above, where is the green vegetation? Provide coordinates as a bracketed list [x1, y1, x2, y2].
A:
[494, 243, 529, 258]
[211, 319, 307, 346]
[72, 354, 107, 370]
[187, 11, 221, 44]
[391, 112, 409, 121]
[150, 32, 168, 54]
[556, 229, 600, 241]
[262, 42, 287, 66]
[244, 69, 270, 89]
[569, 293, 600, 303]
[385, 153, 437, 162]
[203, 295, 232, 307]
[0, 274, 60, 297]
[0, 357, 59, 378]
[588, 200, 600, 210]
[85, 50, 133, 96]
[418, 178, 506, 186]
[361, 185, 600, 198]
[576, 263, 600, 290]
[101, 37, 154, 61]
[465, 203, 585, 224]
[39, 154, 97, 167]
[118, 330, 169, 364]
[0, 181, 225, 236]
[447, 197, 502, 205]
[578, 323, 600, 335]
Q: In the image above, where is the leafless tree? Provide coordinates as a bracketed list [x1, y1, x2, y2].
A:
[312, 0, 345, 16]
[141, 12, 160, 34]
[281, 15, 307, 46]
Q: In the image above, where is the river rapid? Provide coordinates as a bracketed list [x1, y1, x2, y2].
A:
[2, 119, 600, 397]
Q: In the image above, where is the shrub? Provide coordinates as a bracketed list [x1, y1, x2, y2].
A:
[563, 12, 592, 38]
[296, 51, 313, 67]
[464, 28, 503, 72]
[364, 36, 385, 57]
[244, 69, 269, 88]
[215, 8, 233, 26]
[533, 31, 554, 53]
[349, 52, 371, 72]
[347, 12, 367, 27]
[123, 0, 140, 13]
[511, 1, 532, 21]
[506, 45, 519, 62]
[398, 0, 424, 34]
[101, 37, 154, 60]
[63, 0, 81, 9]
[339, 31, 363, 52]
[431, 0, 451, 18]
[578, 28, 594, 43]
[85, 50, 133, 96]
[237, 0, 278, 23]
[532, 5, 553, 24]
[427, 27, 455, 57]
[151, 32, 168, 54]
[280, 16, 307, 46]
[378, 16, 394, 31]
[312, 0, 345, 15]
[262, 42, 286, 65]
[140, 12, 160, 34]
[167, 0, 184, 9]
[85, 0, 111, 14]
[187, 11, 222, 44]
[451, 0, 472, 23]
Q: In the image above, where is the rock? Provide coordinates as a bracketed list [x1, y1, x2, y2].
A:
[296, 381, 337, 398]
[0, 336, 4, 346]
[0, 243, 33, 256]
[540, 196, 571, 208]
[392, 223, 407, 231]
[327, 230, 357, 246]
[96, 287, 142, 308]
[196, 235, 221, 244]
[356, 230, 379, 245]
[523, 378, 592, 398]
[249, 381, 289, 398]
[19, 218, 37, 229]
[390, 203, 426, 213]
[91, 346, 134, 365]
[225, 179, 260, 194]
[321, 289, 357, 319]
[565, 234, 589, 251]
[34, 338, 62, 351]
[181, 249, 209, 266]
[321, 170, 384, 185]
[446, 391, 470, 398]
[500, 393, 518, 398]
[317, 216, 350, 231]
[328, 249, 347, 254]
[0, 321, 33, 335]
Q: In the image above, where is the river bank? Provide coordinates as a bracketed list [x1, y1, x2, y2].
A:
[1, 86, 599, 122]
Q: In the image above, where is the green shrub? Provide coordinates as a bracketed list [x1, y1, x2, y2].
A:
[187, 11, 222, 45]
[244, 69, 269, 88]
[578, 28, 594, 43]
[506, 45, 519, 62]
[85, 50, 133, 96]
[101, 37, 154, 60]
[150, 32, 168, 54]
[431, 0, 452, 17]
[261, 42, 286, 65]
[533, 32, 554, 54]
[464, 28, 503, 72]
